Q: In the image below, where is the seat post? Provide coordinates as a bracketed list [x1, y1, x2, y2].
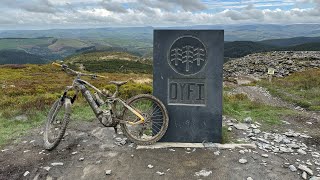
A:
[113, 85, 120, 98]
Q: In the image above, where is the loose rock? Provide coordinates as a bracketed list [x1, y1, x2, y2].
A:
[156, 171, 165, 176]
[195, 170, 212, 177]
[244, 117, 253, 124]
[239, 158, 248, 164]
[298, 164, 313, 175]
[302, 171, 307, 180]
[23, 171, 30, 176]
[289, 165, 297, 172]
[105, 170, 112, 175]
[297, 149, 307, 155]
[43, 166, 51, 171]
[234, 123, 249, 130]
[51, 162, 64, 166]
[214, 151, 220, 156]
[261, 154, 269, 158]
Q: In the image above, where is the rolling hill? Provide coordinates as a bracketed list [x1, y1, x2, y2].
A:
[0, 49, 48, 64]
[63, 51, 152, 74]
[281, 42, 320, 51]
[224, 41, 276, 58]
[260, 37, 320, 47]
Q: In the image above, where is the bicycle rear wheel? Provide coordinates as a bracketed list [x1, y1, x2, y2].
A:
[43, 98, 71, 150]
[121, 94, 169, 145]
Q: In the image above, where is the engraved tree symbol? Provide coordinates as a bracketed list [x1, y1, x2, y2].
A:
[181, 45, 194, 72]
[170, 48, 182, 65]
[193, 48, 205, 66]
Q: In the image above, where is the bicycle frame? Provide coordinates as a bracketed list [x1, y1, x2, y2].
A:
[61, 76, 145, 125]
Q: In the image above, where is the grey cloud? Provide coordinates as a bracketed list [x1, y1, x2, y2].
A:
[137, 0, 206, 12]
[21, 0, 57, 14]
[139, 0, 173, 11]
[2, 0, 320, 28]
[159, 0, 207, 11]
[224, 8, 264, 21]
[0, 0, 59, 14]
[101, 0, 128, 13]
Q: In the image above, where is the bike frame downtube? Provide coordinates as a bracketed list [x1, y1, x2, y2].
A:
[78, 83, 103, 116]
[115, 98, 145, 125]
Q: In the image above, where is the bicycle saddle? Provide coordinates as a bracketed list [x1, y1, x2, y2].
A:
[109, 81, 127, 86]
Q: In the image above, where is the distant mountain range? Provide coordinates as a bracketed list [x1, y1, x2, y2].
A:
[1, 24, 320, 41]
[225, 37, 320, 58]
[0, 24, 320, 64]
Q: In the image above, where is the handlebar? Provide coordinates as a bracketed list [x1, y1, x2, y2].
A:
[51, 62, 108, 79]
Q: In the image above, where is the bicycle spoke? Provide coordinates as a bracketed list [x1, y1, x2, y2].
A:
[121, 95, 168, 144]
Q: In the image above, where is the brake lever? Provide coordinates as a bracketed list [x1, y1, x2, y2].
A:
[62, 64, 68, 69]
[91, 75, 97, 79]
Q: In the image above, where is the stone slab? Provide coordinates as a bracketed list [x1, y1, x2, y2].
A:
[153, 29, 224, 142]
[136, 143, 257, 150]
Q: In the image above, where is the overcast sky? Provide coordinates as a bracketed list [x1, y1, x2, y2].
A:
[0, 0, 319, 30]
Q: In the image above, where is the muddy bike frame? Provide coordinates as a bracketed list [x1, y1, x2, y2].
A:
[54, 63, 145, 125]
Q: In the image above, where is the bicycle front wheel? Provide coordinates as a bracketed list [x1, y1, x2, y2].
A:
[43, 98, 71, 150]
[121, 94, 169, 145]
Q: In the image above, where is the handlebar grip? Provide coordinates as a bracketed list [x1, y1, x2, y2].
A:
[52, 62, 62, 67]
[96, 75, 108, 79]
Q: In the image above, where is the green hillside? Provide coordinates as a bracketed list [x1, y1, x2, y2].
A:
[260, 37, 320, 47]
[282, 42, 320, 51]
[0, 37, 53, 50]
[64, 51, 152, 74]
[224, 41, 276, 58]
[0, 49, 48, 64]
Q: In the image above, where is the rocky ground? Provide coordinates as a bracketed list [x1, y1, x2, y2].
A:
[0, 81, 320, 180]
[224, 51, 320, 78]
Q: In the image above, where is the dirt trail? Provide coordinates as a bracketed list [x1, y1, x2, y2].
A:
[0, 82, 320, 180]
[0, 121, 303, 180]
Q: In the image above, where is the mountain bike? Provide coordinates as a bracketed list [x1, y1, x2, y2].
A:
[44, 63, 169, 150]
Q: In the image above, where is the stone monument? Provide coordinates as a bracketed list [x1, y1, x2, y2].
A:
[153, 30, 224, 142]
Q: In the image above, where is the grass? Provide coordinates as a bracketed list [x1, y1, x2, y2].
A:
[70, 105, 96, 122]
[0, 111, 45, 145]
[0, 64, 152, 147]
[0, 105, 106, 146]
[223, 93, 296, 127]
[258, 68, 320, 111]
[64, 51, 152, 74]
